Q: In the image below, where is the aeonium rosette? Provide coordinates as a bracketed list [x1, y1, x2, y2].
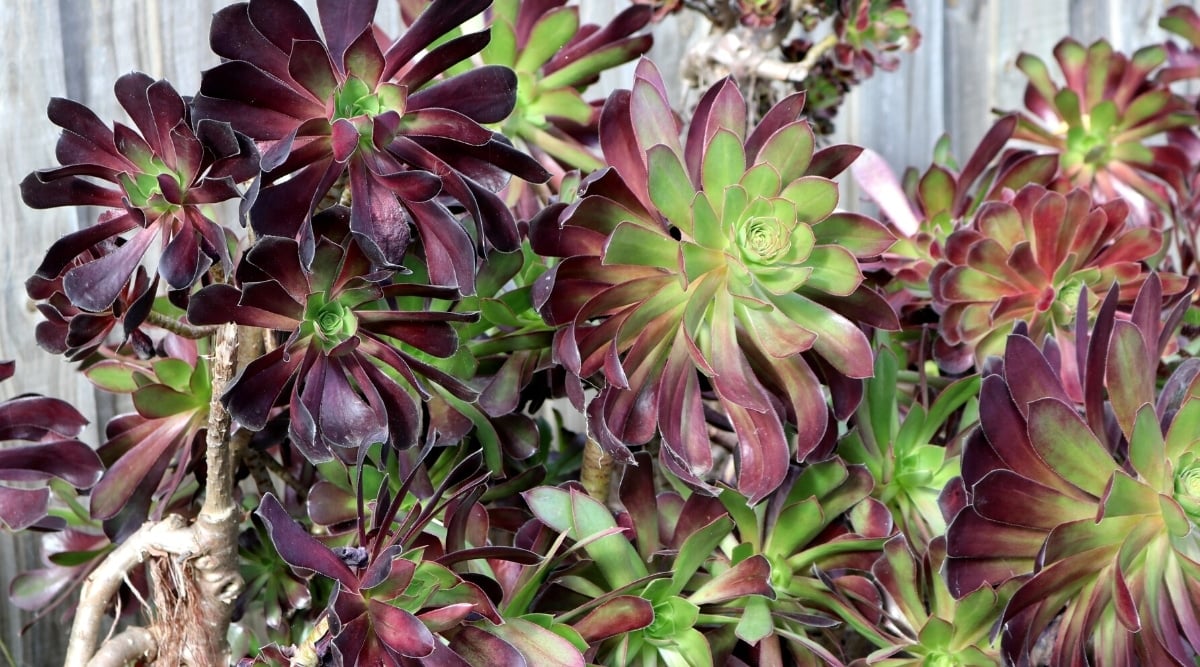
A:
[21, 72, 257, 314]
[942, 277, 1200, 665]
[930, 183, 1187, 380]
[484, 0, 653, 219]
[531, 61, 897, 502]
[188, 207, 477, 462]
[1008, 37, 1195, 226]
[194, 0, 549, 290]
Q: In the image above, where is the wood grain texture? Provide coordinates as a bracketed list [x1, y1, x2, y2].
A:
[1, 2, 85, 661]
[3, 0, 1200, 662]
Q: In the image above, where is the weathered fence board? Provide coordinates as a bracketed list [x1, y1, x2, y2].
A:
[1, 0, 1196, 662]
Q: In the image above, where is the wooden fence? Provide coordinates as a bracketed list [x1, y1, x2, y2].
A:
[0, 0, 1192, 663]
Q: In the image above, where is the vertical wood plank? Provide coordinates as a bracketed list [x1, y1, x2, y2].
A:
[0, 2, 93, 664]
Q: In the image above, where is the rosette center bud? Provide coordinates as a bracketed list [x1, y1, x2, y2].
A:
[1173, 454, 1200, 521]
[305, 293, 358, 350]
[738, 216, 790, 264]
[333, 78, 385, 122]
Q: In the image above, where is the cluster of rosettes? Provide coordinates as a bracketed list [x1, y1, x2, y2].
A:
[21, 0, 555, 466]
[930, 183, 1187, 380]
[532, 60, 897, 501]
[943, 277, 1200, 665]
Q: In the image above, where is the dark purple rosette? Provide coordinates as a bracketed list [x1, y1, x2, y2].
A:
[21, 72, 258, 314]
[194, 0, 549, 291]
[188, 208, 477, 461]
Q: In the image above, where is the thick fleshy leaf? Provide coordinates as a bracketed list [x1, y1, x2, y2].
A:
[369, 598, 436, 657]
[256, 493, 357, 589]
[687, 554, 774, 605]
[450, 625, 527, 667]
[572, 595, 654, 642]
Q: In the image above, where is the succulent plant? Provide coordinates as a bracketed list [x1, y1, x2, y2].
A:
[1008, 37, 1196, 226]
[930, 183, 1186, 377]
[531, 61, 897, 501]
[252, 449, 553, 665]
[0, 361, 103, 531]
[831, 0, 920, 77]
[782, 0, 920, 134]
[21, 72, 257, 313]
[519, 461, 774, 667]
[484, 0, 653, 218]
[858, 535, 1013, 666]
[194, 0, 549, 288]
[1158, 5, 1200, 87]
[25, 241, 156, 362]
[84, 336, 213, 537]
[188, 207, 478, 461]
[717, 458, 893, 665]
[943, 275, 1200, 664]
[853, 115, 1058, 298]
[838, 343, 978, 550]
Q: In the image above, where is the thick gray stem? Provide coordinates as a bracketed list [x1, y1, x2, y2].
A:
[86, 627, 157, 667]
[63, 516, 195, 667]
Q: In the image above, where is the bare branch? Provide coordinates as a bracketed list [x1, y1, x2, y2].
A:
[186, 321, 249, 663]
[87, 627, 157, 667]
[144, 310, 220, 340]
[64, 516, 196, 667]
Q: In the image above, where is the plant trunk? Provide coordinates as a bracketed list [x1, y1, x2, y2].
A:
[580, 439, 613, 502]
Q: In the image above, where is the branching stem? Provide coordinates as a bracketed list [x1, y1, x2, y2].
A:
[144, 310, 219, 339]
[63, 516, 196, 667]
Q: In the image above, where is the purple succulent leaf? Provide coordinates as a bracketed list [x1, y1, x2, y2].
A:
[572, 595, 654, 643]
[0, 394, 88, 441]
[347, 158, 412, 269]
[744, 91, 806, 161]
[245, 0, 324, 64]
[724, 399, 789, 505]
[384, 0, 492, 81]
[687, 554, 774, 604]
[187, 283, 299, 330]
[223, 346, 305, 431]
[448, 625, 527, 667]
[311, 356, 388, 450]
[975, 374, 1085, 497]
[685, 78, 746, 182]
[969, 469, 1092, 529]
[20, 170, 124, 210]
[257, 493, 357, 589]
[45, 97, 125, 169]
[368, 598, 435, 658]
[808, 144, 864, 179]
[341, 24, 385, 83]
[404, 67, 517, 127]
[89, 418, 184, 520]
[0, 487, 51, 531]
[197, 60, 323, 130]
[407, 200, 478, 293]
[399, 108, 495, 146]
[158, 227, 208, 290]
[1003, 334, 1072, 415]
[0, 439, 101, 488]
[657, 341, 714, 486]
[63, 225, 157, 312]
[316, 0, 377, 69]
